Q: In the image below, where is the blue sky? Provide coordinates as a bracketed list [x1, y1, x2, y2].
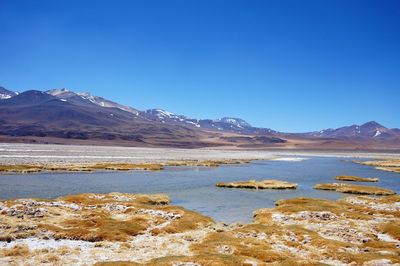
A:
[0, 0, 399, 132]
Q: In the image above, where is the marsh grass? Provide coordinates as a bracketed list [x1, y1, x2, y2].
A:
[314, 183, 395, 195]
[216, 179, 297, 190]
[355, 159, 400, 173]
[335, 175, 379, 182]
[379, 221, 400, 240]
[2, 245, 30, 257]
[0, 159, 254, 174]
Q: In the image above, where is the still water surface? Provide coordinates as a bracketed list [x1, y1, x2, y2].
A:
[0, 157, 399, 223]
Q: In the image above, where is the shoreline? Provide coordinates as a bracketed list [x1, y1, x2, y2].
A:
[1, 143, 399, 167]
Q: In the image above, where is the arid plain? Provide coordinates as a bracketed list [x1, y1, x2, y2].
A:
[1, 143, 400, 265]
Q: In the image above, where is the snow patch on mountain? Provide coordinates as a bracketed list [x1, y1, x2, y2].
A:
[0, 94, 12, 100]
[47, 89, 139, 115]
[0, 87, 18, 100]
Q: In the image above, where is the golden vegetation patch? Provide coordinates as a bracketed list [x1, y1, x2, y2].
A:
[2, 245, 30, 257]
[379, 221, 400, 241]
[2, 193, 400, 265]
[0, 192, 210, 244]
[335, 175, 379, 182]
[42, 213, 149, 242]
[314, 183, 395, 195]
[355, 159, 400, 173]
[252, 196, 400, 265]
[94, 254, 249, 266]
[0, 163, 164, 173]
[216, 179, 297, 190]
[152, 206, 214, 235]
[0, 159, 254, 174]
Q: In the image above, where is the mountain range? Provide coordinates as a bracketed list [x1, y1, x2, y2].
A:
[0, 86, 399, 150]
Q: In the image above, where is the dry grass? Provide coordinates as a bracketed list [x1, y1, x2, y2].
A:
[2, 193, 400, 265]
[94, 254, 248, 266]
[378, 221, 400, 240]
[42, 213, 149, 242]
[156, 206, 213, 234]
[254, 197, 372, 223]
[314, 183, 395, 195]
[58, 192, 170, 206]
[2, 245, 30, 257]
[376, 166, 400, 173]
[335, 175, 379, 182]
[0, 159, 254, 174]
[95, 262, 141, 266]
[0, 163, 164, 173]
[0, 164, 43, 173]
[253, 196, 400, 265]
[355, 159, 400, 173]
[216, 179, 297, 190]
[190, 230, 284, 263]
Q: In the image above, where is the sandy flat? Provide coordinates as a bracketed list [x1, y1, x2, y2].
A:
[1, 143, 399, 165]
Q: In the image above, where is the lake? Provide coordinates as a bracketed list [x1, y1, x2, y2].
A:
[0, 156, 399, 223]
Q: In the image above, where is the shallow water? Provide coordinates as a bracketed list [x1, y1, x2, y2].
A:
[0, 157, 399, 223]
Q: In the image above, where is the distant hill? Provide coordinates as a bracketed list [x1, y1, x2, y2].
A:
[0, 86, 399, 150]
[301, 121, 400, 140]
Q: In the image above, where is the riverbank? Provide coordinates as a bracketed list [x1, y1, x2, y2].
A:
[1, 192, 399, 265]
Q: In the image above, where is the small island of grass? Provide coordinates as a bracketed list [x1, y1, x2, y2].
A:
[216, 179, 297, 190]
[335, 175, 379, 182]
[314, 183, 395, 195]
[355, 159, 400, 173]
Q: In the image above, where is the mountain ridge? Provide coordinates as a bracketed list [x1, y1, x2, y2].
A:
[0, 86, 399, 149]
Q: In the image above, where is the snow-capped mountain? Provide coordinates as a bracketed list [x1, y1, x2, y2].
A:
[0, 86, 399, 148]
[306, 121, 398, 139]
[142, 109, 259, 132]
[217, 117, 251, 129]
[47, 89, 139, 115]
[142, 109, 201, 127]
[0, 87, 18, 100]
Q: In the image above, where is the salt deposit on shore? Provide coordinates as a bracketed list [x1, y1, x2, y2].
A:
[1, 143, 399, 165]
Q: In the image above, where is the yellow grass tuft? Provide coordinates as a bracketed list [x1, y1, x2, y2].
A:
[335, 175, 379, 182]
[314, 183, 395, 195]
[216, 179, 297, 189]
[2, 245, 30, 257]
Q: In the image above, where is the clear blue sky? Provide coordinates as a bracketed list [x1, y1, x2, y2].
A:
[0, 0, 399, 132]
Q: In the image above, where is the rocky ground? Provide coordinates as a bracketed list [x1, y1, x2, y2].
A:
[1, 193, 400, 265]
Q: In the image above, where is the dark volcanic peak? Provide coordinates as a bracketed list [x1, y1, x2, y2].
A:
[0, 86, 18, 100]
[360, 121, 386, 131]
